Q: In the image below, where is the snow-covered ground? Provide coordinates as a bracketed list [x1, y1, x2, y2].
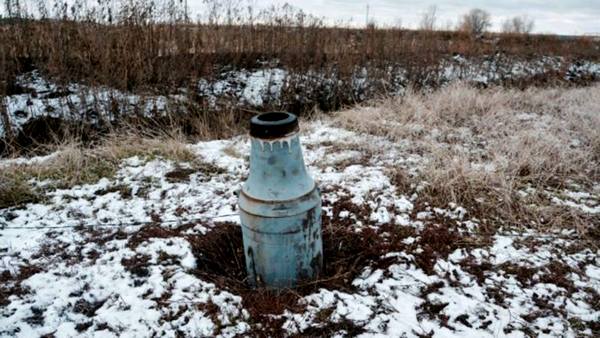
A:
[1, 71, 185, 139]
[1, 121, 598, 337]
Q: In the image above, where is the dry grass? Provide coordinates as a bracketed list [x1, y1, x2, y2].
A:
[0, 105, 244, 157]
[0, 175, 43, 209]
[0, 1, 597, 95]
[335, 83, 600, 232]
[0, 129, 196, 208]
[1, 1, 598, 152]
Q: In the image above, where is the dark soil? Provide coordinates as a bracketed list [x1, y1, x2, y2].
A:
[165, 163, 225, 183]
[180, 196, 488, 335]
[121, 254, 151, 278]
[127, 225, 182, 249]
[24, 306, 46, 326]
[165, 168, 198, 183]
[72, 298, 107, 317]
[0, 265, 42, 307]
[178, 197, 419, 335]
[75, 321, 94, 332]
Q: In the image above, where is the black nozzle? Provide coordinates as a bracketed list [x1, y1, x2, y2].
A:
[250, 112, 299, 139]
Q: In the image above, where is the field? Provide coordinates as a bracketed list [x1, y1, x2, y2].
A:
[1, 1, 600, 337]
[1, 1, 600, 155]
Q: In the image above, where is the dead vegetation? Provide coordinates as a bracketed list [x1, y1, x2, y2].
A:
[0, 1, 599, 153]
[0, 129, 196, 208]
[1, 1, 596, 95]
[336, 83, 600, 234]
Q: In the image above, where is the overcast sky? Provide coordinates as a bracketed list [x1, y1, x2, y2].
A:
[2, 0, 598, 35]
[188, 0, 600, 35]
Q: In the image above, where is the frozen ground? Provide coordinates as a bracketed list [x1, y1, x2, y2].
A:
[0, 120, 598, 337]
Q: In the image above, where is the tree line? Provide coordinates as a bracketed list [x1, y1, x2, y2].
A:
[419, 6, 535, 37]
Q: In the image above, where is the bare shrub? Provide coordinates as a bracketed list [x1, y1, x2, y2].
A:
[419, 5, 438, 31]
[502, 15, 534, 34]
[0, 0, 596, 99]
[459, 8, 491, 37]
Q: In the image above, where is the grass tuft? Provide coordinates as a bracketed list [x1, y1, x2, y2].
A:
[0, 175, 43, 209]
[0, 130, 197, 208]
[336, 83, 600, 233]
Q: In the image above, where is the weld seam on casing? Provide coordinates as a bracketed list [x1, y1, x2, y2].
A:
[240, 181, 316, 205]
[238, 186, 319, 218]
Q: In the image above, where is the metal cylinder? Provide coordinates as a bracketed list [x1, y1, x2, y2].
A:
[239, 112, 323, 288]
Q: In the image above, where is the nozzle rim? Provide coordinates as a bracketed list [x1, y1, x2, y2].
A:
[250, 112, 299, 139]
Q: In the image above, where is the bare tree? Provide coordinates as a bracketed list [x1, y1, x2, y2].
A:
[419, 5, 437, 31]
[459, 8, 491, 37]
[502, 15, 534, 34]
[3, 0, 20, 17]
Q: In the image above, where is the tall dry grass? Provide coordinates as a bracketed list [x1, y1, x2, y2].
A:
[335, 83, 600, 232]
[0, 0, 597, 95]
[0, 1, 598, 156]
